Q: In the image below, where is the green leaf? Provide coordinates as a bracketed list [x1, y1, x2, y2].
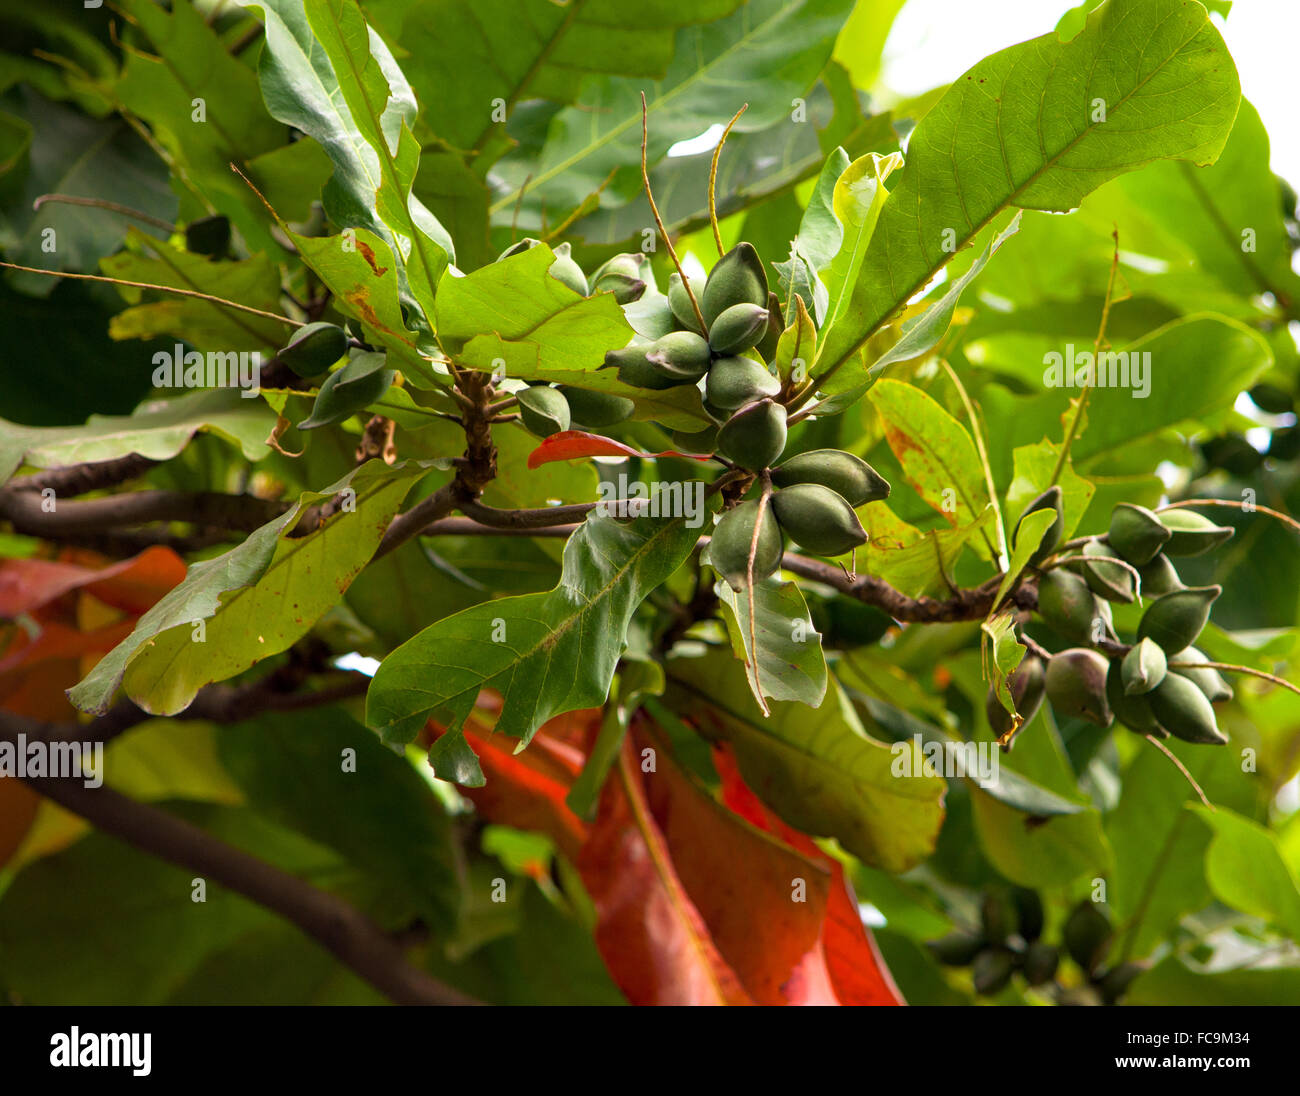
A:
[1127, 956, 1300, 1006]
[867, 379, 994, 552]
[218, 707, 461, 932]
[390, 0, 746, 154]
[667, 651, 945, 872]
[68, 460, 427, 716]
[820, 151, 901, 333]
[969, 789, 1108, 888]
[436, 245, 707, 428]
[815, 0, 1242, 382]
[1197, 806, 1300, 941]
[0, 389, 274, 486]
[980, 607, 1026, 719]
[100, 229, 287, 351]
[490, 0, 856, 227]
[990, 508, 1054, 612]
[248, 0, 451, 314]
[115, 0, 284, 254]
[774, 146, 849, 324]
[366, 512, 701, 760]
[715, 577, 828, 708]
[814, 216, 1020, 412]
[858, 504, 996, 598]
[1005, 439, 1095, 544]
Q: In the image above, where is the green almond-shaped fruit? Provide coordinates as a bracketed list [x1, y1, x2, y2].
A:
[1099, 961, 1146, 1005]
[557, 386, 634, 428]
[1063, 901, 1111, 974]
[1122, 637, 1167, 695]
[671, 424, 718, 452]
[1106, 658, 1165, 736]
[1137, 585, 1221, 654]
[926, 932, 984, 967]
[1011, 887, 1045, 943]
[1045, 648, 1112, 727]
[603, 344, 683, 390]
[297, 351, 393, 430]
[185, 214, 231, 258]
[547, 242, 588, 296]
[516, 385, 570, 437]
[667, 272, 707, 329]
[1137, 552, 1184, 596]
[1080, 539, 1135, 603]
[497, 237, 541, 261]
[590, 253, 651, 303]
[1107, 503, 1171, 565]
[1269, 425, 1300, 461]
[704, 355, 781, 410]
[986, 655, 1046, 738]
[278, 321, 349, 378]
[646, 330, 712, 380]
[1148, 671, 1227, 745]
[1012, 486, 1064, 566]
[1037, 568, 1101, 646]
[972, 949, 1015, 996]
[771, 483, 868, 557]
[623, 291, 676, 340]
[710, 499, 783, 591]
[1250, 382, 1294, 415]
[1023, 942, 1060, 987]
[708, 302, 770, 356]
[771, 449, 890, 507]
[755, 291, 782, 363]
[1157, 509, 1234, 556]
[701, 242, 768, 327]
[1167, 645, 1233, 702]
[980, 891, 1015, 945]
[716, 399, 787, 470]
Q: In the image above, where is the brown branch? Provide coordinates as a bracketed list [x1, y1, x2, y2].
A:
[0, 713, 475, 1006]
[458, 498, 597, 530]
[0, 488, 290, 537]
[5, 453, 160, 496]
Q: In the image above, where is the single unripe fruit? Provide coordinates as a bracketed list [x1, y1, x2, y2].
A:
[771, 483, 868, 557]
[1037, 568, 1102, 646]
[1063, 901, 1111, 974]
[603, 344, 683, 390]
[985, 655, 1046, 738]
[980, 891, 1015, 945]
[708, 302, 770, 356]
[1250, 382, 1294, 415]
[755, 291, 782, 364]
[972, 949, 1015, 996]
[1011, 486, 1064, 566]
[1137, 585, 1221, 654]
[1168, 645, 1233, 702]
[710, 499, 783, 591]
[1099, 961, 1146, 1005]
[670, 424, 719, 452]
[716, 399, 787, 470]
[927, 932, 984, 967]
[667, 272, 707, 329]
[1122, 637, 1167, 696]
[1080, 539, 1135, 603]
[1106, 658, 1164, 736]
[704, 355, 781, 409]
[185, 214, 231, 257]
[590, 253, 650, 303]
[1269, 425, 1300, 462]
[646, 330, 712, 380]
[1107, 503, 1170, 565]
[1023, 942, 1060, 987]
[1045, 648, 1113, 727]
[516, 385, 570, 437]
[1011, 887, 1045, 943]
[771, 449, 890, 507]
[1157, 509, 1234, 556]
[1148, 672, 1227, 745]
[1137, 552, 1183, 596]
[701, 242, 768, 327]
[624, 291, 676, 340]
[278, 322, 349, 378]
[557, 386, 634, 428]
[547, 242, 588, 296]
[497, 237, 541, 261]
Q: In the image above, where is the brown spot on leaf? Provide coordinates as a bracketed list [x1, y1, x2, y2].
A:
[356, 240, 389, 277]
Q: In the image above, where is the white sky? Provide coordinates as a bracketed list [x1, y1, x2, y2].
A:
[882, 0, 1300, 185]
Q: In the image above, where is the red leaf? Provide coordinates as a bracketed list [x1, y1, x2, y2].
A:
[712, 744, 906, 1005]
[578, 739, 753, 1005]
[526, 430, 711, 469]
[0, 545, 186, 618]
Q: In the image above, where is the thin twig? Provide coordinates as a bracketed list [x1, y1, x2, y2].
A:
[1169, 660, 1300, 698]
[1157, 498, 1300, 537]
[942, 359, 1007, 569]
[1145, 733, 1214, 811]
[708, 104, 747, 257]
[640, 92, 707, 336]
[32, 193, 175, 232]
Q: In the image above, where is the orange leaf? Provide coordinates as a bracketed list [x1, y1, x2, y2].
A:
[526, 430, 710, 469]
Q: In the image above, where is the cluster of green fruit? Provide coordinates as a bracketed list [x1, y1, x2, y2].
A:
[990, 488, 1236, 746]
[928, 891, 1141, 1004]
